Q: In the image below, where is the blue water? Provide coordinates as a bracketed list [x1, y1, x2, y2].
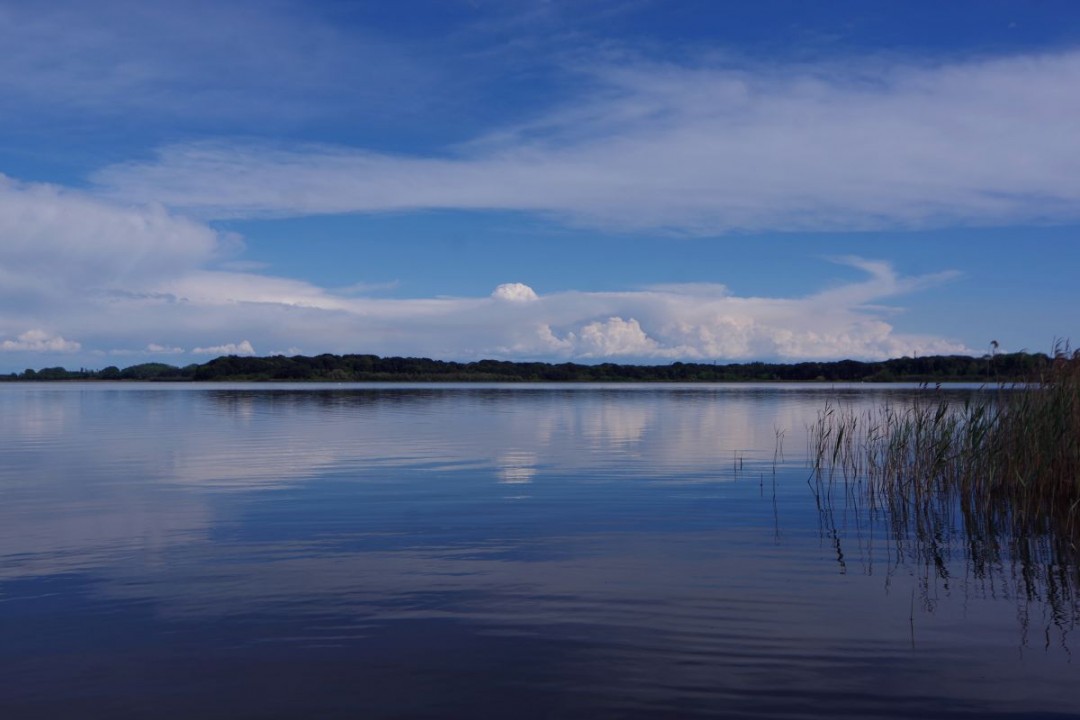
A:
[0, 384, 1076, 719]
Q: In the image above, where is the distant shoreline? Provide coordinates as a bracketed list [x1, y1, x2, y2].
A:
[0, 351, 1047, 384]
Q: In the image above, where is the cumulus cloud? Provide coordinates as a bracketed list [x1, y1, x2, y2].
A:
[192, 340, 255, 356]
[92, 50, 1080, 232]
[492, 282, 539, 303]
[1, 330, 80, 353]
[575, 317, 659, 357]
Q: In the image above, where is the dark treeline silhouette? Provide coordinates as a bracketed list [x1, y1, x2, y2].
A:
[0, 351, 1050, 383]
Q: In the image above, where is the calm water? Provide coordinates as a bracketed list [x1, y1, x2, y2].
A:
[1, 383, 1076, 719]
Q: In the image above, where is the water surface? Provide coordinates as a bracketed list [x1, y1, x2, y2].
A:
[1, 383, 1076, 719]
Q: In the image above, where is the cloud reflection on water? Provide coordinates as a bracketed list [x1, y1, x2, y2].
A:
[2, 384, 1076, 718]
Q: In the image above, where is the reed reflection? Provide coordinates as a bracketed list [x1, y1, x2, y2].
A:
[810, 403, 1080, 651]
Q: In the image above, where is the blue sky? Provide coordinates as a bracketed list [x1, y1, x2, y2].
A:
[2, 0, 1079, 370]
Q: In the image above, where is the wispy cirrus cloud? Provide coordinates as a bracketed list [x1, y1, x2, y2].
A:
[0, 0, 436, 128]
[92, 50, 1080, 233]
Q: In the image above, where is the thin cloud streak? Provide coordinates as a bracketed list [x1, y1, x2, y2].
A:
[0, 0, 436, 127]
[192, 341, 256, 356]
[92, 50, 1080, 233]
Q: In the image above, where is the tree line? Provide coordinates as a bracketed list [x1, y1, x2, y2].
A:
[0, 350, 1050, 383]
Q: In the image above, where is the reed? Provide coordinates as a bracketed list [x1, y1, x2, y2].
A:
[809, 348, 1080, 629]
[811, 346, 1080, 539]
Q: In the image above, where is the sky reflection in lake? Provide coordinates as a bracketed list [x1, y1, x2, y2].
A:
[0, 384, 1076, 719]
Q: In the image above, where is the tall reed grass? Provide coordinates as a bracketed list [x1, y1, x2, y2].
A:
[811, 347, 1080, 538]
[809, 348, 1080, 628]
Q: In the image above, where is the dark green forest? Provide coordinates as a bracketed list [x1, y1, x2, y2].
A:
[0, 351, 1052, 383]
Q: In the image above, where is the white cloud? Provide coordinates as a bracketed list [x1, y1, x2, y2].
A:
[0, 175, 222, 303]
[192, 340, 255, 356]
[23, 255, 966, 365]
[492, 282, 539, 303]
[575, 317, 659, 357]
[147, 343, 185, 354]
[92, 50, 1080, 232]
[1, 329, 80, 353]
[0, 169, 969, 368]
[0, 172, 969, 367]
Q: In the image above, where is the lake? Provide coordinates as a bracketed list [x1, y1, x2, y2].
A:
[1, 383, 1077, 719]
